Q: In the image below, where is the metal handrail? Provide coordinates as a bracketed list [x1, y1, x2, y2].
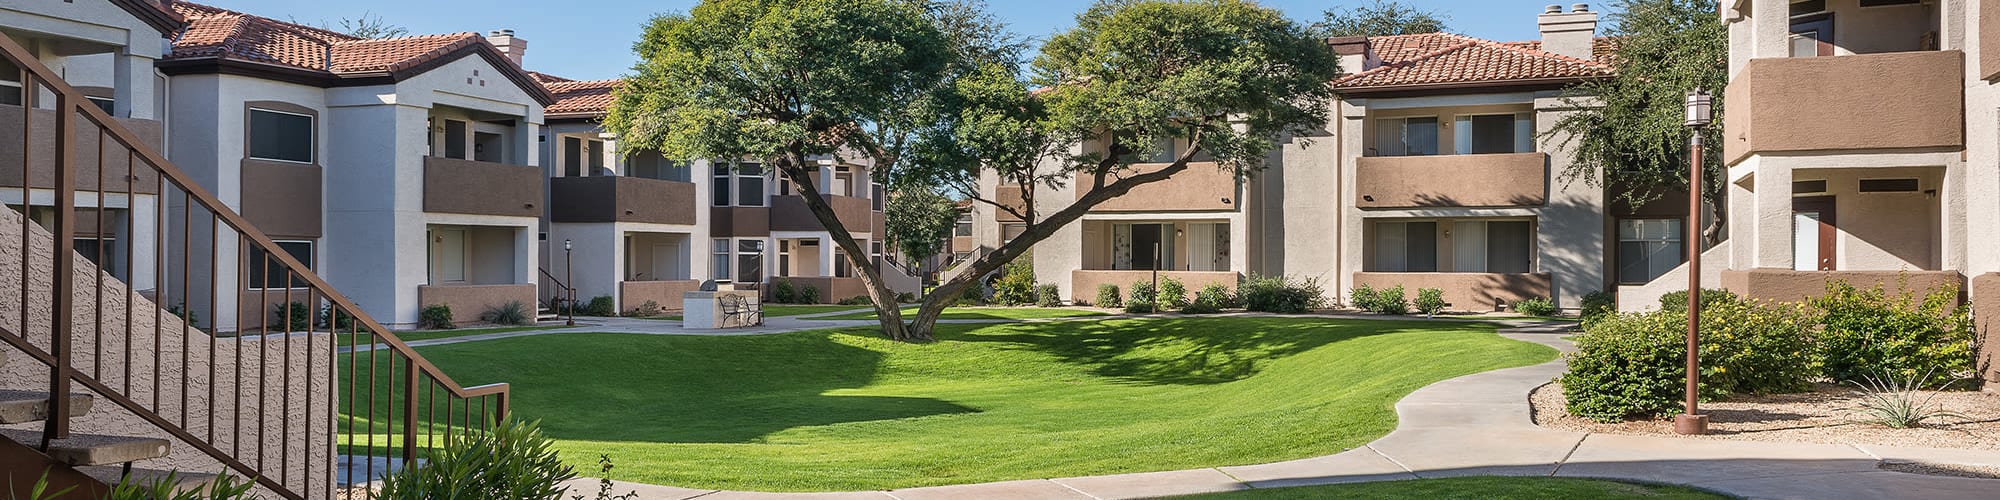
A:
[0, 33, 506, 499]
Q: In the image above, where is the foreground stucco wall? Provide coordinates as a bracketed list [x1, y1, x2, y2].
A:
[619, 280, 701, 313]
[1721, 268, 1965, 304]
[1971, 274, 2000, 384]
[1069, 270, 1239, 306]
[417, 284, 538, 324]
[1351, 272, 1553, 313]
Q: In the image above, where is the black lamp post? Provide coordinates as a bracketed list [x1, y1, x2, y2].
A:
[564, 239, 576, 327]
[1675, 89, 1712, 435]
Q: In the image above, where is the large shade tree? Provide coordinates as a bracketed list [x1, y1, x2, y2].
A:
[1313, 0, 1450, 38]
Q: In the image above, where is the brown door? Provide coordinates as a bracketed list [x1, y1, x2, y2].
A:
[1790, 13, 1835, 57]
[1792, 196, 1837, 271]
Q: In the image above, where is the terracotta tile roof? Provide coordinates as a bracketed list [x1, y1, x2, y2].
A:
[544, 79, 621, 116]
[529, 71, 574, 85]
[1335, 33, 1616, 91]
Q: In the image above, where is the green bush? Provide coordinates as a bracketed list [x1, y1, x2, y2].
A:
[1581, 290, 1616, 321]
[419, 304, 456, 330]
[1372, 285, 1408, 315]
[274, 302, 313, 331]
[1413, 288, 1447, 316]
[582, 295, 616, 317]
[318, 305, 357, 330]
[896, 292, 917, 303]
[1035, 283, 1062, 307]
[481, 301, 532, 326]
[773, 279, 799, 304]
[1701, 298, 1821, 394]
[165, 304, 200, 329]
[956, 284, 987, 306]
[992, 258, 1037, 306]
[377, 418, 576, 500]
[1512, 297, 1556, 317]
[109, 470, 257, 499]
[1182, 283, 1232, 314]
[837, 295, 872, 306]
[800, 285, 822, 304]
[1240, 274, 1325, 313]
[1125, 281, 1157, 314]
[1157, 277, 1189, 310]
[1658, 288, 1740, 312]
[1094, 284, 1122, 308]
[629, 300, 664, 318]
[1811, 280, 1975, 385]
[1562, 300, 1819, 422]
[1348, 284, 1380, 313]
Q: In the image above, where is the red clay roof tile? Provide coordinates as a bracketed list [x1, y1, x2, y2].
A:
[544, 79, 621, 116]
[1334, 33, 1617, 91]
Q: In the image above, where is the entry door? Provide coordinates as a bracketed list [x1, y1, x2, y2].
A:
[1792, 196, 1836, 271]
[1789, 14, 1834, 57]
[1131, 224, 1163, 270]
[436, 229, 467, 283]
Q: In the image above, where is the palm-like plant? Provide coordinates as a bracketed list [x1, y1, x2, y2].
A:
[1850, 369, 1968, 429]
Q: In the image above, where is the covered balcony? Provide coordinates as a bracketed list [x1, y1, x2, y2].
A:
[617, 231, 700, 313]
[1725, 166, 1957, 303]
[422, 224, 535, 324]
[1076, 161, 1239, 213]
[771, 194, 875, 233]
[1359, 217, 1550, 312]
[551, 175, 697, 225]
[422, 157, 542, 217]
[1072, 219, 1239, 300]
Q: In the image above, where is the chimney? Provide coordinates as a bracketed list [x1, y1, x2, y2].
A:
[487, 29, 527, 67]
[1326, 36, 1374, 75]
[1537, 4, 1599, 60]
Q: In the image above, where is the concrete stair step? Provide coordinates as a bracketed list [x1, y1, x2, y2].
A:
[77, 466, 219, 492]
[0, 389, 95, 424]
[0, 429, 171, 466]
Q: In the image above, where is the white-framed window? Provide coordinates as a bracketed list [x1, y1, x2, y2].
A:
[86, 96, 115, 115]
[248, 108, 315, 163]
[736, 239, 765, 283]
[871, 240, 884, 268]
[954, 215, 973, 236]
[712, 161, 767, 207]
[1449, 220, 1533, 273]
[778, 240, 792, 277]
[711, 238, 731, 282]
[1617, 219, 1684, 284]
[1453, 113, 1533, 155]
[0, 57, 23, 106]
[834, 247, 852, 278]
[1374, 117, 1438, 156]
[442, 119, 468, 159]
[871, 182, 885, 211]
[248, 240, 315, 289]
[1370, 221, 1438, 272]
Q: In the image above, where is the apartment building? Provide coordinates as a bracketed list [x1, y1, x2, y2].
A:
[985, 5, 1645, 312]
[157, 2, 553, 328]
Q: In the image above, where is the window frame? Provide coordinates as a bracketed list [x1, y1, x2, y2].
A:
[246, 107, 317, 164]
[711, 238, 732, 282]
[248, 240, 316, 290]
[735, 239, 766, 283]
[0, 57, 23, 106]
[1374, 116, 1440, 157]
[1616, 218, 1685, 285]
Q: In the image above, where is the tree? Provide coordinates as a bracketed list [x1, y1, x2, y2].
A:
[1313, 0, 1449, 38]
[899, 0, 1340, 339]
[292, 12, 410, 39]
[1543, 0, 1727, 236]
[884, 190, 960, 266]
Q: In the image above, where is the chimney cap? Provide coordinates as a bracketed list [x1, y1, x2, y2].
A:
[490, 29, 515, 37]
[1545, 4, 1563, 13]
[1572, 3, 1589, 12]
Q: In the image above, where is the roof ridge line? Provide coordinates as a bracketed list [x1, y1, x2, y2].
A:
[1462, 36, 1612, 69]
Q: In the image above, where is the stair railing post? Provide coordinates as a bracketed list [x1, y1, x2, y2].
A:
[46, 93, 76, 445]
[403, 356, 419, 465]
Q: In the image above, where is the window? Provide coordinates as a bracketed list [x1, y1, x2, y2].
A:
[871, 182, 885, 211]
[86, 96, 115, 115]
[1792, 180, 1828, 194]
[1858, 178, 1920, 193]
[1371, 221, 1438, 272]
[248, 241, 314, 289]
[778, 240, 792, 277]
[711, 239, 731, 282]
[443, 119, 467, 159]
[0, 57, 22, 106]
[1116, 135, 1193, 164]
[736, 239, 765, 283]
[74, 237, 116, 279]
[736, 162, 766, 206]
[247, 109, 314, 163]
[711, 162, 733, 206]
[833, 167, 855, 196]
[834, 247, 852, 278]
[629, 151, 690, 181]
[563, 137, 583, 177]
[588, 139, 606, 174]
[1456, 114, 1531, 154]
[954, 216, 973, 237]
[1002, 223, 1026, 244]
[1374, 117, 1438, 156]
[871, 241, 884, 268]
[1618, 219, 1683, 284]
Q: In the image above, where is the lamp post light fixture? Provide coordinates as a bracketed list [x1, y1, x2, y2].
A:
[564, 239, 576, 327]
[1676, 89, 1712, 435]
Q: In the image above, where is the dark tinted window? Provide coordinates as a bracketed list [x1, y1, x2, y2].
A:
[248, 109, 314, 162]
[248, 241, 314, 289]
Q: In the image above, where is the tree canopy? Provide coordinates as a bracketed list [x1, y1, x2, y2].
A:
[1313, 0, 1449, 38]
[884, 190, 961, 264]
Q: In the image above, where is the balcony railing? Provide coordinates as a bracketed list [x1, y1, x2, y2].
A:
[1355, 152, 1547, 209]
[550, 176, 697, 225]
[1723, 51, 1965, 164]
[1077, 161, 1238, 212]
[422, 157, 542, 217]
[771, 194, 874, 233]
[1070, 270, 1240, 304]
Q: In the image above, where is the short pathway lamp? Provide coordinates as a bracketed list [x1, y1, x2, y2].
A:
[1676, 89, 1713, 435]
[564, 239, 576, 327]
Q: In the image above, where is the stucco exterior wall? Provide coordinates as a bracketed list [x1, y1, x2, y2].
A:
[1971, 273, 2000, 383]
[1351, 271, 1554, 313]
[417, 284, 538, 324]
[1723, 51, 1965, 164]
[619, 280, 701, 313]
[1069, 270, 1239, 306]
[1076, 162, 1239, 212]
[1721, 268, 1964, 304]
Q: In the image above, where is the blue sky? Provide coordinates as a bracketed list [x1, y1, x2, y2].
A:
[195, 0, 1608, 81]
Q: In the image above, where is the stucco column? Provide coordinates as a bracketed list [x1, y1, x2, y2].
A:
[112, 52, 157, 119]
[818, 236, 835, 278]
[1750, 160, 1794, 270]
[1747, 0, 1790, 60]
[1335, 102, 1368, 303]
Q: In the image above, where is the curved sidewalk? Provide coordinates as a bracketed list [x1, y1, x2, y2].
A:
[566, 324, 2000, 500]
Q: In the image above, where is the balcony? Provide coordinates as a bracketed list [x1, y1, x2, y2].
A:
[0, 106, 162, 194]
[239, 159, 322, 238]
[771, 194, 875, 233]
[1723, 51, 1964, 164]
[1355, 153, 1547, 209]
[1077, 161, 1237, 212]
[1351, 272, 1552, 312]
[422, 157, 542, 217]
[1070, 270, 1239, 305]
[1721, 269, 1964, 304]
[418, 283, 538, 324]
[550, 176, 697, 225]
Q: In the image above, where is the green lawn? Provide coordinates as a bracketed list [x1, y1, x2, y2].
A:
[390, 317, 1554, 491]
[803, 306, 1106, 321]
[625, 304, 870, 322]
[1175, 477, 1724, 499]
[341, 325, 565, 346]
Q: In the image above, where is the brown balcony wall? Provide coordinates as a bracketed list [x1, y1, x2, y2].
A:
[550, 176, 696, 225]
[1971, 273, 2000, 383]
[1351, 272, 1552, 312]
[240, 159, 321, 238]
[710, 206, 771, 237]
[1354, 153, 1547, 209]
[1986, 0, 2000, 81]
[771, 195, 874, 233]
[417, 283, 538, 324]
[0, 106, 162, 194]
[1077, 162, 1238, 212]
[995, 185, 1028, 222]
[1720, 269, 1964, 304]
[1070, 270, 1239, 305]
[1723, 51, 1965, 164]
[422, 157, 542, 217]
[619, 280, 703, 313]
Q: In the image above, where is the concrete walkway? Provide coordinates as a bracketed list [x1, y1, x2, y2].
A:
[555, 322, 2000, 500]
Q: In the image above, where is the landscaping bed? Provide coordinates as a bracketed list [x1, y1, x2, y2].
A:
[1532, 381, 2000, 450]
[1173, 476, 1724, 500]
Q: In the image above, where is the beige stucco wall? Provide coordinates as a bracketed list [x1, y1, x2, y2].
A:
[1351, 272, 1553, 313]
[417, 283, 537, 324]
[1793, 167, 1944, 271]
[1069, 270, 1239, 306]
[618, 280, 701, 314]
[1723, 51, 1965, 164]
[1721, 268, 1964, 304]
[1354, 153, 1547, 208]
[1972, 273, 2000, 383]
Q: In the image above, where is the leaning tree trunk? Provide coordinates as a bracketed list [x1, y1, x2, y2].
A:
[776, 151, 921, 342]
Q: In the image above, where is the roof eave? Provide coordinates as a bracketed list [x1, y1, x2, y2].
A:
[1335, 75, 1610, 98]
[112, 0, 185, 36]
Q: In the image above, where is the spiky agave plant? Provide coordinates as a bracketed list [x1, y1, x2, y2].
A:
[1850, 368, 1968, 429]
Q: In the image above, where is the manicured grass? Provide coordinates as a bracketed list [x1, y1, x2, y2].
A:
[398, 317, 1555, 491]
[1174, 477, 1725, 499]
[340, 325, 564, 346]
[803, 306, 1107, 321]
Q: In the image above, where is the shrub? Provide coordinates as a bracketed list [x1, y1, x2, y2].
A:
[1512, 297, 1556, 317]
[1701, 298, 1820, 394]
[1241, 274, 1326, 314]
[956, 284, 987, 306]
[1811, 280, 1975, 385]
[1156, 278, 1189, 310]
[1851, 369, 1967, 429]
[377, 419, 576, 500]
[629, 300, 664, 318]
[110, 470, 256, 499]
[581, 295, 616, 317]
[1348, 284, 1380, 313]
[1413, 288, 1447, 316]
[419, 304, 456, 330]
[1562, 300, 1818, 422]
[992, 263, 1037, 306]
[896, 292, 917, 303]
[1125, 280, 1158, 314]
[318, 305, 357, 330]
[165, 304, 200, 328]
[773, 279, 799, 304]
[1094, 284, 1123, 308]
[1035, 283, 1062, 307]
[837, 296, 872, 306]
[1658, 288, 1740, 312]
[1580, 290, 1616, 321]
[800, 285, 822, 304]
[1372, 285, 1408, 315]
[274, 302, 313, 331]
[481, 301, 532, 326]
[572, 454, 641, 500]
[1182, 284, 1233, 314]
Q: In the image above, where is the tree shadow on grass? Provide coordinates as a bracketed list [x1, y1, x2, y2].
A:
[401, 333, 977, 445]
[944, 317, 1432, 385]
